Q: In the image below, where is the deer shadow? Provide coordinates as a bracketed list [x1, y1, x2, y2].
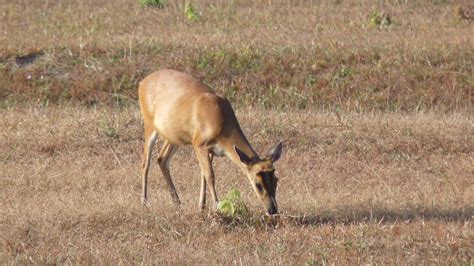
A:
[282, 204, 473, 226]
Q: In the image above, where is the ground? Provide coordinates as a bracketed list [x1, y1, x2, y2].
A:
[0, 106, 472, 263]
[0, 0, 473, 264]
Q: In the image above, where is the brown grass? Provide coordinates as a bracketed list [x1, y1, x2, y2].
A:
[1, 0, 473, 110]
[1, 0, 473, 263]
[0, 106, 472, 263]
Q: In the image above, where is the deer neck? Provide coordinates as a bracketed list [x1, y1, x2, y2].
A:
[222, 128, 258, 171]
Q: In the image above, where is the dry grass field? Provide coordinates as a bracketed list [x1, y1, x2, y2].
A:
[1, 0, 473, 264]
[0, 107, 472, 263]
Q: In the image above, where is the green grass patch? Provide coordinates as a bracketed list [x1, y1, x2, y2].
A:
[139, 0, 164, 8]
[185, 2, 201, 21]
[369, 11, 392, 28]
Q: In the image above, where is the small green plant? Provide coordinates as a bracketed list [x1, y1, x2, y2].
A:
[139, 0, 164, 8]
[306, 74, 317, 86]
[332, 66, 353, 87]
[217, 188, 248, 218]
[306, 258, 316, 266]
[185, 2, 200, 21]
[99, 120, 119, 139]
[369, 11, 392, 28]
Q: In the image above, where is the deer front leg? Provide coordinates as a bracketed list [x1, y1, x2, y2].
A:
[199, 173, 206, 210]
[198, 153, 215, 210]
[194, 147, 218, 210]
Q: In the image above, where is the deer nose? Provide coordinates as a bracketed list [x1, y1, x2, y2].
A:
[267, 199, 278, 215]
[268, 205, 278, 215]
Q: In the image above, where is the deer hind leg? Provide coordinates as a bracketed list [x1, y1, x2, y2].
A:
[142, 126, 157, 205]
[195, 147, 218, 210]
[157, 140, 180, 205]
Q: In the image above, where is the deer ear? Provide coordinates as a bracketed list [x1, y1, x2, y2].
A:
[234, 145, 251, 166]
[268, 140, 283, 162]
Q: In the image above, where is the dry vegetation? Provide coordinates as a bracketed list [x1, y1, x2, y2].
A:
[0, 106, 472, 264]
[0, 0, 473, 264]
[1, 0, 473, 110]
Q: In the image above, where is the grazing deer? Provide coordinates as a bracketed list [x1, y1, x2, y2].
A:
[138, 69, 283, 215]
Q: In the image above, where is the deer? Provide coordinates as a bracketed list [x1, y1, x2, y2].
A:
[138, 69, 283, 215]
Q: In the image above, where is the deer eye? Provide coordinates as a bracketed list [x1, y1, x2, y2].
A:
[255, 183, 263, 192]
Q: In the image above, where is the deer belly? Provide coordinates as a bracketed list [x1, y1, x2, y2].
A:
[154, 117, 192, 145]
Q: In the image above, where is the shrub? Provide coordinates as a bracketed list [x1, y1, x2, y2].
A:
[217, 188, 248, 218]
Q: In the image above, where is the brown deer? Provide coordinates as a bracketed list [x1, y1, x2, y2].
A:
[138, 69, 283, 215]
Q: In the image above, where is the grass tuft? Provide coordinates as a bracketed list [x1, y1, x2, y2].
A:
[139, 0, 164, 8]
[185, 2, 201, 21]
[368, 10, 392, 28]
